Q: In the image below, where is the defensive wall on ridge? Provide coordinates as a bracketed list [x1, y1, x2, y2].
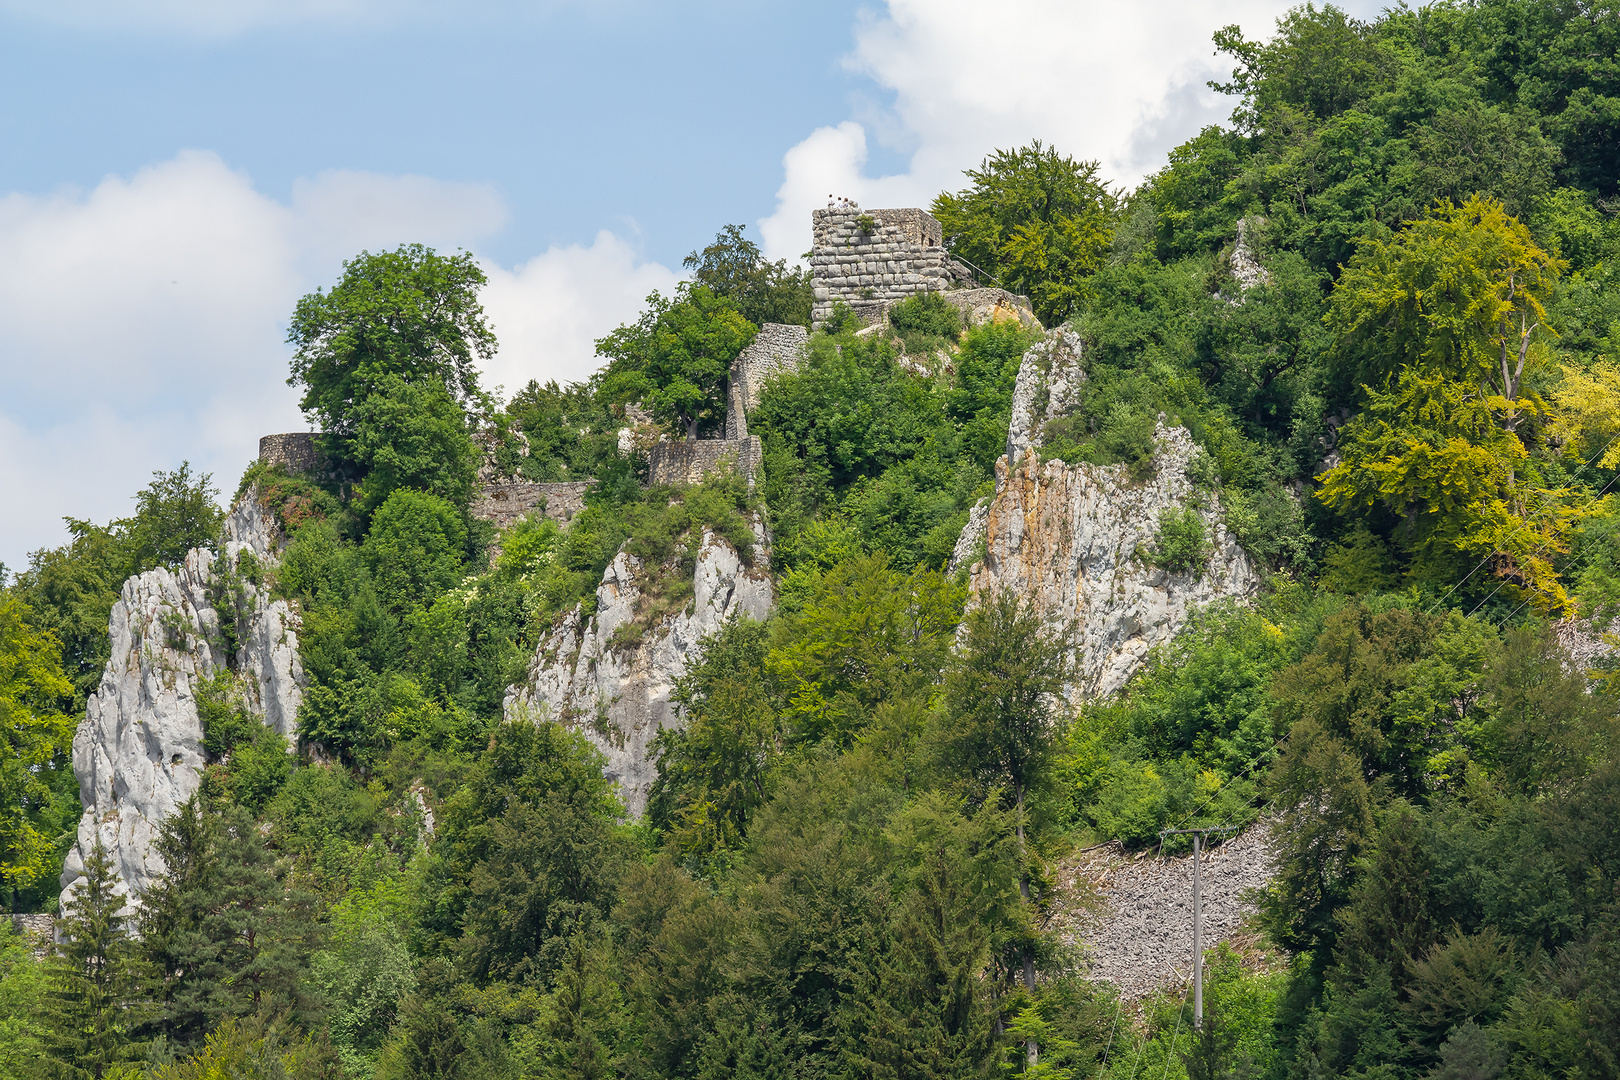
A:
[648, 436, 764, 488]
[726, 322, 808, 439]
[261, 204, 995, 503]
[256, 433, 594, 540]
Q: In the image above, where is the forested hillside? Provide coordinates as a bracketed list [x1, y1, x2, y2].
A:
[5, 2, 1620, 1077]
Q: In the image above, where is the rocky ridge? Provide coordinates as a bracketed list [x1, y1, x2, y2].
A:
[59, 490, 303, 910]
[962, 329, 1261, 700]
[504, 524, 773, 816]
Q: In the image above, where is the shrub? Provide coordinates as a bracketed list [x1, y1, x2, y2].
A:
[362, 490, 468, 614]
[1150, 507, 1211, 574]
[888, 292, 964, 354]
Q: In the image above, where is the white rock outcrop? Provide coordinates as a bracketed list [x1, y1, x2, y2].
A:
[967, 330, 1261, 700]
[1005, 328, 1086, 464]
[504, 526, 773, 816]
[59, 491, 303, 910]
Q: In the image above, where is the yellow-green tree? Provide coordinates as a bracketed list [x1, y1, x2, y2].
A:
[932, 141, 1114, 326]
[0, 594, 74, 894]
[1319, 196, 1582, 610]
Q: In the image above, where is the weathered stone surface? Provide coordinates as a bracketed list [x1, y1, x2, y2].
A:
[1229, 216, 1270, 293]
[257, 432, 320, 473]
[504, 524, 773, 815]
[1005, 328, 1086, 464]
[729, 323, 809, 427]
[966, 329, 1260, 700]
[937, 287, 1041, 331]
[471, 481, 594, 532]
[59, 489, 304, 911]
[648, 436, 763, 489]
[948, 498, 990, 574]
[970, 430, 1260, 700]
[1555, 617, 1620, 674]
[809, 207, 974, 328]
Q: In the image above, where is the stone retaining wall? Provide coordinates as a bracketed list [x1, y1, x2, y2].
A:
[810, 207, 973, 328]
[8, 913, 53, 954]
[1057, 824, 1279, 1000]
[470, 481, 594, 532]
[648, 436, 762, 488]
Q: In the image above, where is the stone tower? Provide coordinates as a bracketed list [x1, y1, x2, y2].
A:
[809, 206, 974, 329]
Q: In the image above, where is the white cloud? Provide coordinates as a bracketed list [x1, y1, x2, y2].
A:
[0, 152, 672, 570]
[759, 0, 1386, 262]
[480, 232, 680, 396]
[290, 170, 509, 268]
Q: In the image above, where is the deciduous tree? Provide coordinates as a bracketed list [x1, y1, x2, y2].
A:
[286, 245, 492, 499]
[1319, 196, 1583, 610]
[0, 595, 74, 898]
[597, 285, 757, 439]
[932, 141, 1114, 326]
[683, 224, 812, 329]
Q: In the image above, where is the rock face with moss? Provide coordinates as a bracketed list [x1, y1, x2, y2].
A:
[59, 490, 304, 910]
[962, 333, 1261, 700]
[504, 525, 772, 816]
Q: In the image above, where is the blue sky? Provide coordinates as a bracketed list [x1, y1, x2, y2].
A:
[0, 2, 877, 268]
[0, 0, 1383, 570]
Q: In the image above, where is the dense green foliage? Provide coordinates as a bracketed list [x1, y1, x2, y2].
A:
[10, 3, 1620, 1077]
[933, 141, 1117, 325]
[682, 223, 814, 329]
[286, 245, 493, 512]
[597, 285, 757, 440]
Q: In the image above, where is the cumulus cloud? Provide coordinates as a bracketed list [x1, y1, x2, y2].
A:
[0, 152, 671, 570]
[759, 0, 1384, 262]
[480, 233, 680, 395]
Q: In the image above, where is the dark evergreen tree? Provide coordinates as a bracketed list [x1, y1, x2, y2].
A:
[839, 796, 1013, 1079]
[42, 841, 142, 1080]
[137, 795, 319, 1049]
[940, 586, 1068, 1047]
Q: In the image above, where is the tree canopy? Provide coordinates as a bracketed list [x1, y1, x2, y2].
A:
[596, 285, 756, 439]
[287, 245, 492, 506]
[682, 224, 813, 328]
[932, 140, 1116, 325]
[14, 3, 1620, 1078]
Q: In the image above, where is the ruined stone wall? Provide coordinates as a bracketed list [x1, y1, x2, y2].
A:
[648, 437, 762, 488]
[735, 324, 808, 414]
[258, 432, 320, 473]
[810, 207, 973, 328]
[726, 323, 808, 439]
[470, 481, 593, 532]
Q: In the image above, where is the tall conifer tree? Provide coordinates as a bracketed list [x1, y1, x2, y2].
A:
[138, 795, 319, 1049]
[43, 841, 142, 1079]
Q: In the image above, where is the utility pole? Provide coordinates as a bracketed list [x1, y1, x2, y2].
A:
[1160, 825, 1238, 1028]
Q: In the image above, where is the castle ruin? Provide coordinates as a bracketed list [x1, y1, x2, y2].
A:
[262, 205, 1020, 498]
[810, 206, 974, 329]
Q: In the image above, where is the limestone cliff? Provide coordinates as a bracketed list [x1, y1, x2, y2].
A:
[59, 490, 303, 909]
[504, 526, 772, 816]
[963, 330, 1261, 700]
